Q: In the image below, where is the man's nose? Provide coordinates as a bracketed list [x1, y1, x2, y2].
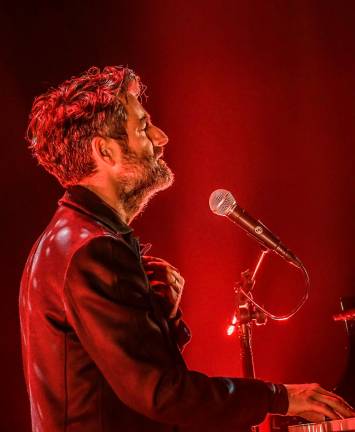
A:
[149, 125, 169, 147]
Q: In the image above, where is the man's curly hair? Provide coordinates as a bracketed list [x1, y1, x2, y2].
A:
[26, 66, 143, 186]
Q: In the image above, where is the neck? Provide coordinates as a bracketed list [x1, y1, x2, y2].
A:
[77, 179, 150, 225]
[77, 182, 132, 225]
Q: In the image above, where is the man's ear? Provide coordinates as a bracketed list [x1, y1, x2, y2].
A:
[91, 136, 118, 167]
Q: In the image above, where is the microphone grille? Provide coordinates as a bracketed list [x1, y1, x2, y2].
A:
[209, 189, 236, 216]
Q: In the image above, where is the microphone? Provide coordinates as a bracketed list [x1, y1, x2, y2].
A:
[209, 189, 302, 268]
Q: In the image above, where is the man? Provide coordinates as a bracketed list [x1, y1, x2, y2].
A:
[20, 66, 354, 432]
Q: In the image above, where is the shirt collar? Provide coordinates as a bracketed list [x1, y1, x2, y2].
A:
[59, 185, 133, 235]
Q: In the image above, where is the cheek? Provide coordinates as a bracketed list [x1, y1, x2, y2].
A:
[138, 137, 154, 156]
[128, 128, 154, 157]
[127, 134, 146, 153]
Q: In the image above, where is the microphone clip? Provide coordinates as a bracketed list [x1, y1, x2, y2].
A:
[227, 268, 267, 336]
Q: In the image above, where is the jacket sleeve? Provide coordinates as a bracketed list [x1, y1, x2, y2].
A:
[63, 235, 288, 429]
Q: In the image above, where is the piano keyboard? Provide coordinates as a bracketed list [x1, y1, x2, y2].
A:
[288, 417, 355, 432]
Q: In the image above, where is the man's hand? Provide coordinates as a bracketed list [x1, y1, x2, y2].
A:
[285, 383, 355, 422]
[142, 255, 184, 319]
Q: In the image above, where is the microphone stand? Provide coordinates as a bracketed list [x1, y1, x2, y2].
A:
[230, 249, 268, 432]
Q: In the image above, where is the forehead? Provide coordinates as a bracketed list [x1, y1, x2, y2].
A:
[124, 93, 147, 122]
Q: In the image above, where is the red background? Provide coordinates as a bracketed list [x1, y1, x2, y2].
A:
[2, 1, 354, 429]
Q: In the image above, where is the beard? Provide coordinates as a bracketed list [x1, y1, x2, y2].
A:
[116, 147, 174, 220]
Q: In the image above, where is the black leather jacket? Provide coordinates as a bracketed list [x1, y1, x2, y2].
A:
[19, 185, 288, 432]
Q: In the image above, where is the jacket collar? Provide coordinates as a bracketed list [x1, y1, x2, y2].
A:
[59, 185, 133, 235]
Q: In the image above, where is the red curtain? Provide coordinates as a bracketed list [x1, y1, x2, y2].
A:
[2, 1, 354, 430]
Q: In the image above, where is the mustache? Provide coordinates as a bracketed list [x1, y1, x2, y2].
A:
[153, 147, 164, 160]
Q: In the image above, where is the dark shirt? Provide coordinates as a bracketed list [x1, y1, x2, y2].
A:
[19, 185, 288, 432]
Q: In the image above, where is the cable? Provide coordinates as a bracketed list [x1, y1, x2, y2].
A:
[237, 264, 310, 321]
